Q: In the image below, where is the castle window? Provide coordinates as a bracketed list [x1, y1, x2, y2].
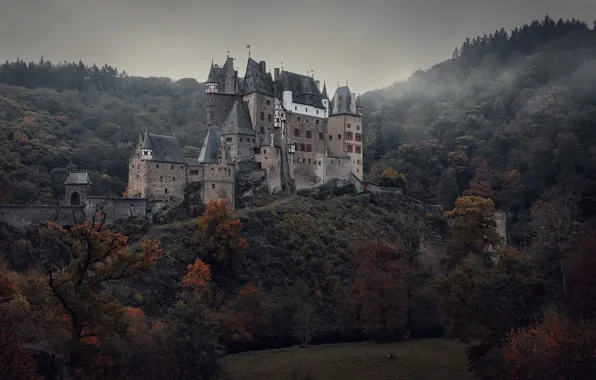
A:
[306, 130, 312, 139]
[306, 144, 312, 152]
[329, 135, 332, 140]
[347, 123, 351, 129]
[298, 117, 301, 121]
[305, 108, 308, 112]
[316, 110, 319, 115]
[143, 151, 147, 156]
[294, 128, 300, 137]
[316, 120, 319, 125]
[357, 125, 360, 130]
[210, 168, 215, 175]
[355, 133, 362, 142]
[228, 169, 231, 175]
[300, 143, 305, 151]
[240, 137, 243, 142]
[357, 159, 360, 164]
[346, 144, 353, 153]
[190, 170, 199, 175]
[346, 132, 353, 140]
[227, 137, 233, 142]
[260, 126, 265, 133]
[338, 134, 342, 140]
[267, 99, 271, 105]
[212, 184, 215, 189]
[306, 119, 309, 123]
[181, 166, 184, 169]
[136, 175, 139, 178]
[173, 177, 175, 181]
[264, 149, 267, 154]
[319, 132, 323, 140]
[171, 165, 174, 169]
[295, 106, 297, 110]
[355, 146, 362, 153]
[165, 189, 168, 194]
[357, 169, 360, 173]
[308, 159, 311, 164]
[253, 139, 256, 143]
[160, 176, 163, 182]
[319, 161, 322, 166]
[268, 114, 272, 122]
[156, 164, 159, 168]
[260, 112, 264, 121]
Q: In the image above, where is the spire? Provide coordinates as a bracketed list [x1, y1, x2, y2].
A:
[321, 81, 329, 100]
[206, 61, 218, 83]
[141, 127, 152, 149]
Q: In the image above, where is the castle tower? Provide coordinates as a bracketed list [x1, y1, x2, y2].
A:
[64, 172, 91, 206]
[321, 81, 329, 118]
[328, 86, 363, 180]
[206, 57, 241, 128]
[206, 61, 219, 94]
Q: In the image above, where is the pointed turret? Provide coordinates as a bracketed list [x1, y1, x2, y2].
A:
[206, 61, 219, 94]
[222, 101, 255, 136]
[321, 81, 329, 100]
[356, 95, 363, 115]
[198, 127, 222, 164]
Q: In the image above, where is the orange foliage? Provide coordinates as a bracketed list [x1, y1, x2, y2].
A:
[197, 200, 248, 268]
[21, 114, 36, 127]
[122, 186, 129, 198]
[504, 169, 521, 187]
[182, 259, 211, 291]
[351, 244, 406, 338]
[503, 316, 596, 379]
[124, 307, 152, 346]
[221, 283, 265, 343]
[12, 131, 28, 142]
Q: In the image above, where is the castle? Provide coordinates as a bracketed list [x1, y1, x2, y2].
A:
[127, 55, 364, 209]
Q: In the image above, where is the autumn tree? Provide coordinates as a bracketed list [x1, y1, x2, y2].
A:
[378, 167, 407, 188]
[436, 248, 544, 376]
[464, 158, 494, 199]
[196, 200, 248, 272]
[444, 196, 501, 269]
[530, 188, 586, 295]
[350, 244, 406, 340]
[0, 261, 42, 380]
[39, 218, 162, 377]
[220, 283, 268, 345]
[503, 316, 596, 379]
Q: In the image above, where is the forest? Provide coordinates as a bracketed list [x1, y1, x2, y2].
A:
[1, 15, 596, 380]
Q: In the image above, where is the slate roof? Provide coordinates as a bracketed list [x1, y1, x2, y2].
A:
[321, 82, 329, 100]
[140, 128, 186, 163]
[198, 127, 234, 164]
[206, 58, 240, 94]
[242, 58, 274, 96]
[330, 86, 359, 116]
[222, 101, 255, 136]
[277, 71, 325, 108]
[64, 172, 91, 185]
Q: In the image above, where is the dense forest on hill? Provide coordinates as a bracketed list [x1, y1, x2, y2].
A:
[3, 15, 596, 380]
[361, 16, 596, 245]
[0, 61, 209, 204]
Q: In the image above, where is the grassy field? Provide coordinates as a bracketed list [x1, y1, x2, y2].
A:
[219, 338, 473, 380]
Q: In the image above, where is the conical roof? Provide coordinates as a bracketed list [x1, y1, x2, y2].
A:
[206, 62, 218, 83]
[222, 101, 255, 136]
[321, 82, 329, 100]
[198, 127, 234, 165]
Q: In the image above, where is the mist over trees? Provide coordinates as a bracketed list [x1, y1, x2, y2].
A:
[2, 14, 596, 380]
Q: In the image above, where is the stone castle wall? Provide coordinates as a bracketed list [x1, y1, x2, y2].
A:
[137, 160, 187, 201]
[243, 92, 275, 145]
[200, 162, 235, 209]
[325, 156, 352, 182]
[254, 145, 282, 193]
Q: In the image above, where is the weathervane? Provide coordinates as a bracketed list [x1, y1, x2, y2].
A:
[246, 45, 251, 58]
[281, 61, 284, 71]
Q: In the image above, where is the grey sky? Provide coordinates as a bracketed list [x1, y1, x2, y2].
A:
[1, 0, 595, 93]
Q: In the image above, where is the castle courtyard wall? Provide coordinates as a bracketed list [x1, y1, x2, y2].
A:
[138, 160, 187, 201]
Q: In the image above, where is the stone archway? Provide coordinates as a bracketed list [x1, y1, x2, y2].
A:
[70, 191, 80, 206]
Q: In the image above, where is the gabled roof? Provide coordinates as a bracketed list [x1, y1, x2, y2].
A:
[140, 129, 186, 163]
[242, 58, 274, 96]
[198, 127, 234, 164]
[222, 101, 255, 136]
[276, 71, 325, 108]
[65, 172, 91, 185]
[330, 86, 359, 116]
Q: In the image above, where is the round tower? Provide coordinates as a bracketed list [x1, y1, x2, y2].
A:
[206, 61, 219, 94]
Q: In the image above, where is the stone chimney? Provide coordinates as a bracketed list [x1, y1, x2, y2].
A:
[274, 68, 280, 81]
[259, 61, 266, 73]
[315, 80, 320, 90]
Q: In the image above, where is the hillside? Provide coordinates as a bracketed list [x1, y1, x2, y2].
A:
[360, 17, 596, 245]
